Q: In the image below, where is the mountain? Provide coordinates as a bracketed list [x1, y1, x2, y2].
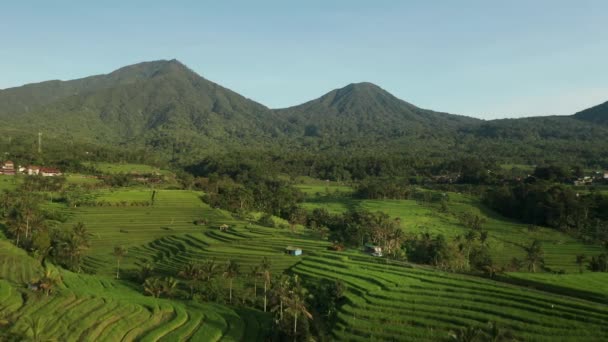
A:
[276, 82, 479, 140]
[0, 60, 607, 165]
[0, 60, 291, 154]
[0, 60, 183, 118]
[573, 100, 608, 124]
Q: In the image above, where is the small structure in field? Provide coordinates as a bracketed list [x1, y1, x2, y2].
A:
[194, 219, 207, 225]
[40, 167, 62, 177]
[365, 243, 383, 257]
[219, 224, 229, 232]
[285, 246, 303, 256]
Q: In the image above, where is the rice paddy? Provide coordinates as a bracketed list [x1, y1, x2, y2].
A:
[2, 186, 608, 341]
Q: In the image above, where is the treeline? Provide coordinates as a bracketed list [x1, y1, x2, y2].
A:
[484, 182, 608, 243]
[132, 256, 346, 340]
[0, 187, 91, 272]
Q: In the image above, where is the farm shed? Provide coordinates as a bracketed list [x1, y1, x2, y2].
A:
[365, 243, 383, 257]
[285, 246, 303, 256]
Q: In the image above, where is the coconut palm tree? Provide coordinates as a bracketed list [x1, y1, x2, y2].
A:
[223, 260, 240, 304]
[113, 246, 127, 279]
[284, 275, 312, 341]
[250, 265, 261, 298]
[260, 257, 272, 312]
[484, 321, 517, 341]
[144, 278, 163, 298]
[448, 325, 484, 342]
[179, 262, 201, 298]
[524, 240, 544, 273]
[37, 267, 61, 297]
[72, 222, 90, 248]
[271, 275, 292, 321]
[26, 317, 54, 342]
[200, 258, 220, 282]
[162, 277, 179, 298]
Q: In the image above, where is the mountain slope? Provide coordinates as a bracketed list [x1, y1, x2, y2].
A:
[276, 82, 479, 139]
[0, 60, 291, 149]
[0, 60, 186, 119]
[573, 100, 608, 124]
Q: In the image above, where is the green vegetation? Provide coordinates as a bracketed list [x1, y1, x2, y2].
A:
[0, 59, 607, 340]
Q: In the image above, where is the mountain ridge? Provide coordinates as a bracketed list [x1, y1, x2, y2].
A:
[0, 59, 606, 165]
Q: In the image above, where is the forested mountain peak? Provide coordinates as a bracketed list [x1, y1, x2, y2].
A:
[277, 81, 479, 139]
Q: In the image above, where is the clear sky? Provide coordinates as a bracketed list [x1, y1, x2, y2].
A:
[1, 0, 607, 119]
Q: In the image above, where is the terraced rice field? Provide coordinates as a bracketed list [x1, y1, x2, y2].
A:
[292, 251, 608, 341]
[4, 188, 607, 341]
[302, 191, 602, 272]
[0, 238, 264, 341]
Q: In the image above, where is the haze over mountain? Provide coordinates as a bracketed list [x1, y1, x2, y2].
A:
[0, 59, 606, 163]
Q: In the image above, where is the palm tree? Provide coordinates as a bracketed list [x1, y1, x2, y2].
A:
[271, 275, 291, 321]
[250, 265, 261, 298]
[113, 246, 128, 279]
[72, 222, 90, 248]
[201, 258, 220, 282]
[144, 277, 163, 298]
[284, 275, 312, 341]
[524, 240, 544, 273]
[61, 232, 88, 272]
[223, 259, 240, 304]
[260, 257, 272, 312]
[162, 277, 179, 298]
[576, 254, 586, 273]
[448, 325, 484, 342]
[484, 321, 517, 342]
[26, 317, 53, 342]
[179, 262, 201, 298]
[37, 267, 61, 296]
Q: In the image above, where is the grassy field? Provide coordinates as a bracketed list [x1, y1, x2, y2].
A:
[0, 174, 20, 191]
[301, 190, 602, 273]
[3, 187, 608, 341]
[84, 162, 172, 175]
[506, 272, 608, 304]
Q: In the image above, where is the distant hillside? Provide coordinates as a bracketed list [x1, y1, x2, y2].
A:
[0, 60, 293, 158]
[276, 82, 479, 140]
[573, 100, 608, 124]
[0, 60, 607, 165]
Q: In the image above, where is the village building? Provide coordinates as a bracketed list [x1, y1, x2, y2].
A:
[1, 161, 15, 175]
[604, 171, 608, 180]
[27, 165, 41, 175]
[285, 246, 303, 256]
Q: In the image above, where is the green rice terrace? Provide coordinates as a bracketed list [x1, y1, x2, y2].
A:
[1, 184, 608, 341]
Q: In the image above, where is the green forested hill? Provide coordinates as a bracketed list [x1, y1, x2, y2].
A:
[573, 100, 608, 124]
[276, 82, 479, 139]
[0, 59, 607, 166]
[0, 60, 291, 149]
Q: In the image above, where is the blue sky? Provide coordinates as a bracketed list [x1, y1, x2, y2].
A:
[1, 1, 607, 119]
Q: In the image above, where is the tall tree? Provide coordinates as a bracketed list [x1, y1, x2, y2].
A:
[223, 259, 240, 304]
[525, 240, 544, 273]
[179, 262, 202, 299]
[284, 275, 312, 341]
[260, 256, 272, 312]
[113, 246, 128, 279]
